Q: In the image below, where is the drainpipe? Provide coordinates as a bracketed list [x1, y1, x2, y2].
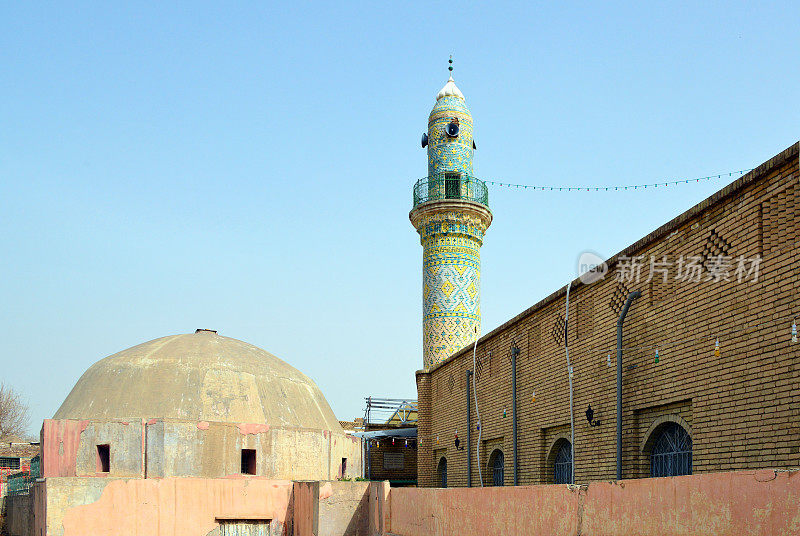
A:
[616, 291, 641, 481]
[466, 369, 472, 487]
[511, 344, 519, 486]
[564, 282, 574, 484]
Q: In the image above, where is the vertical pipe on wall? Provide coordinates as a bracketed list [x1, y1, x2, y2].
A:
[466, 369, 472, 487]
[367, 439, 371, 480]
[511, 344, 519, 486]
[564, 282, 575, 484]
[616, 291, 641, 481]
[142, 418, 147, 479]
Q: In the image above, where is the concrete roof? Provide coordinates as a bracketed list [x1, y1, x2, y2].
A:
[53, 330, 343, 432]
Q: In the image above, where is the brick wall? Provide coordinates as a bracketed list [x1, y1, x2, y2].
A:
[416, 142, 799, 486]
[366, 442, 417, 483]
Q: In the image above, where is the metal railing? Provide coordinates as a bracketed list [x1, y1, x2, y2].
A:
[363, 397, 418, 427]
[5, 473, 35, 496]
[412, 174, 489, 209]
[4, 455, 39, 497]
[29, 455, 40, 479]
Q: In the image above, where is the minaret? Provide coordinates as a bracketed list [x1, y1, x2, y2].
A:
[410, 59, 493, 370]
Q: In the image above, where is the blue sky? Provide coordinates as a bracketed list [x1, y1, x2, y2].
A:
[1, 2, 798, 434]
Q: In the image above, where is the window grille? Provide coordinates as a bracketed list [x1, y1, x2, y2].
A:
[651, 422, 692, 477]
[0, 457, 20, 470]
[438, 457, 447, 488]
[219, 520, 271, 536]
[383, 452, 404, 470]
[489, 450, 504, 486]
[553, 441, 572, 484]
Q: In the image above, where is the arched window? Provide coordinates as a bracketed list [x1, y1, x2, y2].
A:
[437, 457, 447, 488]
[650, 422, 692, 477]
[488, 449, 504, 486]
[553, 440, 572, 484]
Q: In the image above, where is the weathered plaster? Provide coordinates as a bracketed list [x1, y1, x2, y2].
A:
[42, 418, 363, 482]
[41, 419, 89, 477]
[317, 481, 370, 536]
[388, 468, 800, 536]
[52, 477, 294, 536]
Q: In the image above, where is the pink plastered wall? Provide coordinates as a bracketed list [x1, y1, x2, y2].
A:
[582, 469, 800, 536]
[41, 419, 89, 477]
[389, 484, 581, 536]
[388, 468, 800, 536]
[57, 478, 294, 536]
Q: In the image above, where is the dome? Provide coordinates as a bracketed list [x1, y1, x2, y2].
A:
[53, 330, 343, 432]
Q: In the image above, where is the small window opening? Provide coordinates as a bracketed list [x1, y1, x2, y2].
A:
[0, 457, 20, 470]
[650, 422, 692, 477]
[241, 448, 257, 475]
[341, 457, 347, 477]
[96, 444, 110, 473]
[553, 440, 573, 484]
[218, 519, 271, 535]
[489, 449, 504, 486]
[445, 172, 461, 199]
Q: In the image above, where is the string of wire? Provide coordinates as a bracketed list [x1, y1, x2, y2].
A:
[485, 169, 754, 191]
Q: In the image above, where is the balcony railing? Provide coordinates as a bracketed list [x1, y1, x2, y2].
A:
[412, 174, 489, 209]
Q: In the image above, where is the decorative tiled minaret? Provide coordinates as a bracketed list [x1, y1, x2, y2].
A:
[410, 59, 492, 370]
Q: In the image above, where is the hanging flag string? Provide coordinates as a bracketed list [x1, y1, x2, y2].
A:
[484, 169, 753, 191]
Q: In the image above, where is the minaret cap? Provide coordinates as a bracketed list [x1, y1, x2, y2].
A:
[437, 56, 465, 100]
[436, 76, 465, 100]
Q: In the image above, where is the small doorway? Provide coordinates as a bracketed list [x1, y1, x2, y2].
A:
[445, 172, 461, 199]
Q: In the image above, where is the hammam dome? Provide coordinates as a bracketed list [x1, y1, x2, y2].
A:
[54, 329, 343, 432]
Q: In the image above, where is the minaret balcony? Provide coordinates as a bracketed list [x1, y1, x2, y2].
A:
[412, 174, 489, 210]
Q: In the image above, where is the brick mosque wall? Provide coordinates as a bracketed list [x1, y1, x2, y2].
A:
[416, 142, 799, 487]
[366, 441, 417, 483]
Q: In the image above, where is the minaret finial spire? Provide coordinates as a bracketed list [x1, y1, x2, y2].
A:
[448, 55, 453, 75]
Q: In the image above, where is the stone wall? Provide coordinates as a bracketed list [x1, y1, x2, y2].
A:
[416, 142, 800, 486]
